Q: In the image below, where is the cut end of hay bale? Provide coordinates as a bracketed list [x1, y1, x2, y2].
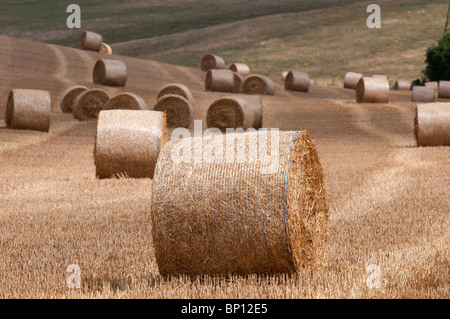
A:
[93, 59, 127, 87]
[59, 85, 88, 113]
[229, 63, 250, 76]
[205, 69, 234, 93]
[356, 77, 390, 103]
[412, 86, 436, 103]
[415, 103, 450, 147]
[343, 72, 363, 89]
[95, 109, 167, 179]
[154, 94, 193, 128]
[284, 71, 310, 93]
[6, 89, 51, 132]
[99, 42, 113, 55]
[79, 31, 103, 51]
[157, 83, 194, 105]
[200, 54, 226, 72]
[242, 74, 275, 95]
[151, 130, 328, 276]
[104, 92, 148, 111]
[72, 89, 109, 121]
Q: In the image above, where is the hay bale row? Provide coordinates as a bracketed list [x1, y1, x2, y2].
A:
[201, 54, 226, 72]
[5, 89, 51, 132]
[72, 89, 110, 121]
[412, 86, 435, 103]
[415, 103, 450, 146]
[154, 94, 193, 128]
[232, 72, 244, 93]
[438, 81, 450, 99]
[79, 31, 103, 51]
[229, 63, 250, 76]
[394, 80, 410, 91]
[356, 77, 390, 103]
[242, 74, 275, 95]
[60, 85, 88, 113]
[425, 81, 438, 90]
[104, 93, 148, 111]
[151, 130, 329, 276]
[344, 72, 363, 89]
[205, 69, 234, 93]
[93, 59, 127, 87]
[157, 83, 194, 105]
[284, 71, 310, 93]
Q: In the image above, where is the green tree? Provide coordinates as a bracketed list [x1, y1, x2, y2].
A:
[424, 34, 450, 81]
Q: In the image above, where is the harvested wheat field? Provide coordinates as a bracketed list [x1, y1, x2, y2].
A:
[0, 35, 448, 299]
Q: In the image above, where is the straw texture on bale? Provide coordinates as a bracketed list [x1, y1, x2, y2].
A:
[414, 103, 450, 146]
[393, 80, 411, 90]
[95, 110, 167, 179]
[232, 72, 244, 93]
[6, 89, 51, 132]
[151, 130, 329, 276]
[206, 95, 262, 132]
[356, 77, 390, 103]
[59, 85, 88, 113]
[438, 81, 450, 99]
[104, 92, 148, 111]
[154, 94, 193, 128]
[343, 72, 363, 89]
[201, 54, 226, 71]
[229, 63, 250, 76]
[242, 74, 276, 95]
[157, 83, 194, 105]
[285, 71, 310, 92]
[99, 42, 112, 55]
[205, 69, 234, 93]
[79, 31, 103, 51]
[93, 59, 127, 87]
[72, 89, 109, 121]
[412, 86, 435, 103]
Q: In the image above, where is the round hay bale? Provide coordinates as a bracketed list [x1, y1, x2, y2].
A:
[6, 89, 51, 132]
[104, 92, 148, 111]
[229, 63, 250, 76]
[99, 42, 113, 55]
[95, 109, 167, 179]
[414, 103, 450, 146]
[343, 72, 363, 89]
[79, 31, 103, 51]
[93, 59, 127, 87]
[157, 83, 194, 105]
[154, 94, 193, 128]
[72, 89, 109, 121]
[59, 85, 88, 113]
[425, 81, 438, 90]
[412, 86, 435, 103]
[232, 72, 244, 93]
[205, 69, 234, 93]
[393, 80, 411, 90]
[242, 74, 275, 95]
[355, 77, 390, 103]
[200, 54, 226, 72]
[284, 71, 310, 92]
[206, 95, 262, 132]
[151, 130, 329, 276]
[281, 71, 288, 81]
[438, 81, 450, 99]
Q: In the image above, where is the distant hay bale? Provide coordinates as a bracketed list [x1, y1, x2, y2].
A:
[425, 81, 438, 90]
[59, 85, 88, 113]
[344, 72, 363, 89]
[79, 31, 103, 51]
[154, 94, 193, 128]
[232, 72, 244, 93]
[6, 89, 51, 132]
[229, 63, 250, 76]
[281, 71, 288, 81]
[206, 95, 262, 132]
[412, 86, 435, 102]
[201, 54, 226, 71]
[93, 59, 127, 87]
[151, 130, 329, 276]
[72, 89, 109, 121]
[284, 71, 310, 92]
[414, 103, 450, 146]
[438, 81, 450, 99]
[356, 77, 390, 103]
[394, 80, 411, 90]
[205, 69, 234, 93]
[242, 74, 275, 95]
[157, 83, 194, 105]
[95, 109, 167, 179]
[104, 92, 148, 111]
[99, 42, 112, 55]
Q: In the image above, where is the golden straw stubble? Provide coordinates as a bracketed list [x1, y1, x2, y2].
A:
[154, 94, 193, 128]
[95, 109, 167, 179]
[151, 130, 329, 276]
[415, 103, 450, 146]
[6, 89, 51, 132]
[93, 59, 127, 87]
[356, 77, 390, 103]
[59, 85, 88, 113]
[72, 89, 109, 121]
[242, 74, 275, 95]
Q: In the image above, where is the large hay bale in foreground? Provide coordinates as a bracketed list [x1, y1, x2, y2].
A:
[356, 77, 389, 103]
[412, 86, 435, 102]
[104, 93, 148, 111]
[284, 71, 310, 92]
[242, 74, 275, 95]
[95, 110, 167, 179]
[72, 89, 109, 121]
[393, 80, 411, 91]
[157, 83, 194, 104]
[79, 31, 103, 51]
[232, 72, 244, 93]
[343, 72, 363, 89]
[201, 54, 226, 71]
[205, 69, 234, 93]
[229, 63, 250, 76]
[151, 130, 329, 276]
[93, 59, 127, 87]
[99, 42, 113, 55]
[154, 94, 193, 128]
[206, 95, 262, 131]
[438, 81, 450, 99]
[415, 103, 450, 146]
[6, 89, 51, 132]
[59, 85, 88, 113]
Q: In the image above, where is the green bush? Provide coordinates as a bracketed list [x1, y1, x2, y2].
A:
[424, 34, 450, 81]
